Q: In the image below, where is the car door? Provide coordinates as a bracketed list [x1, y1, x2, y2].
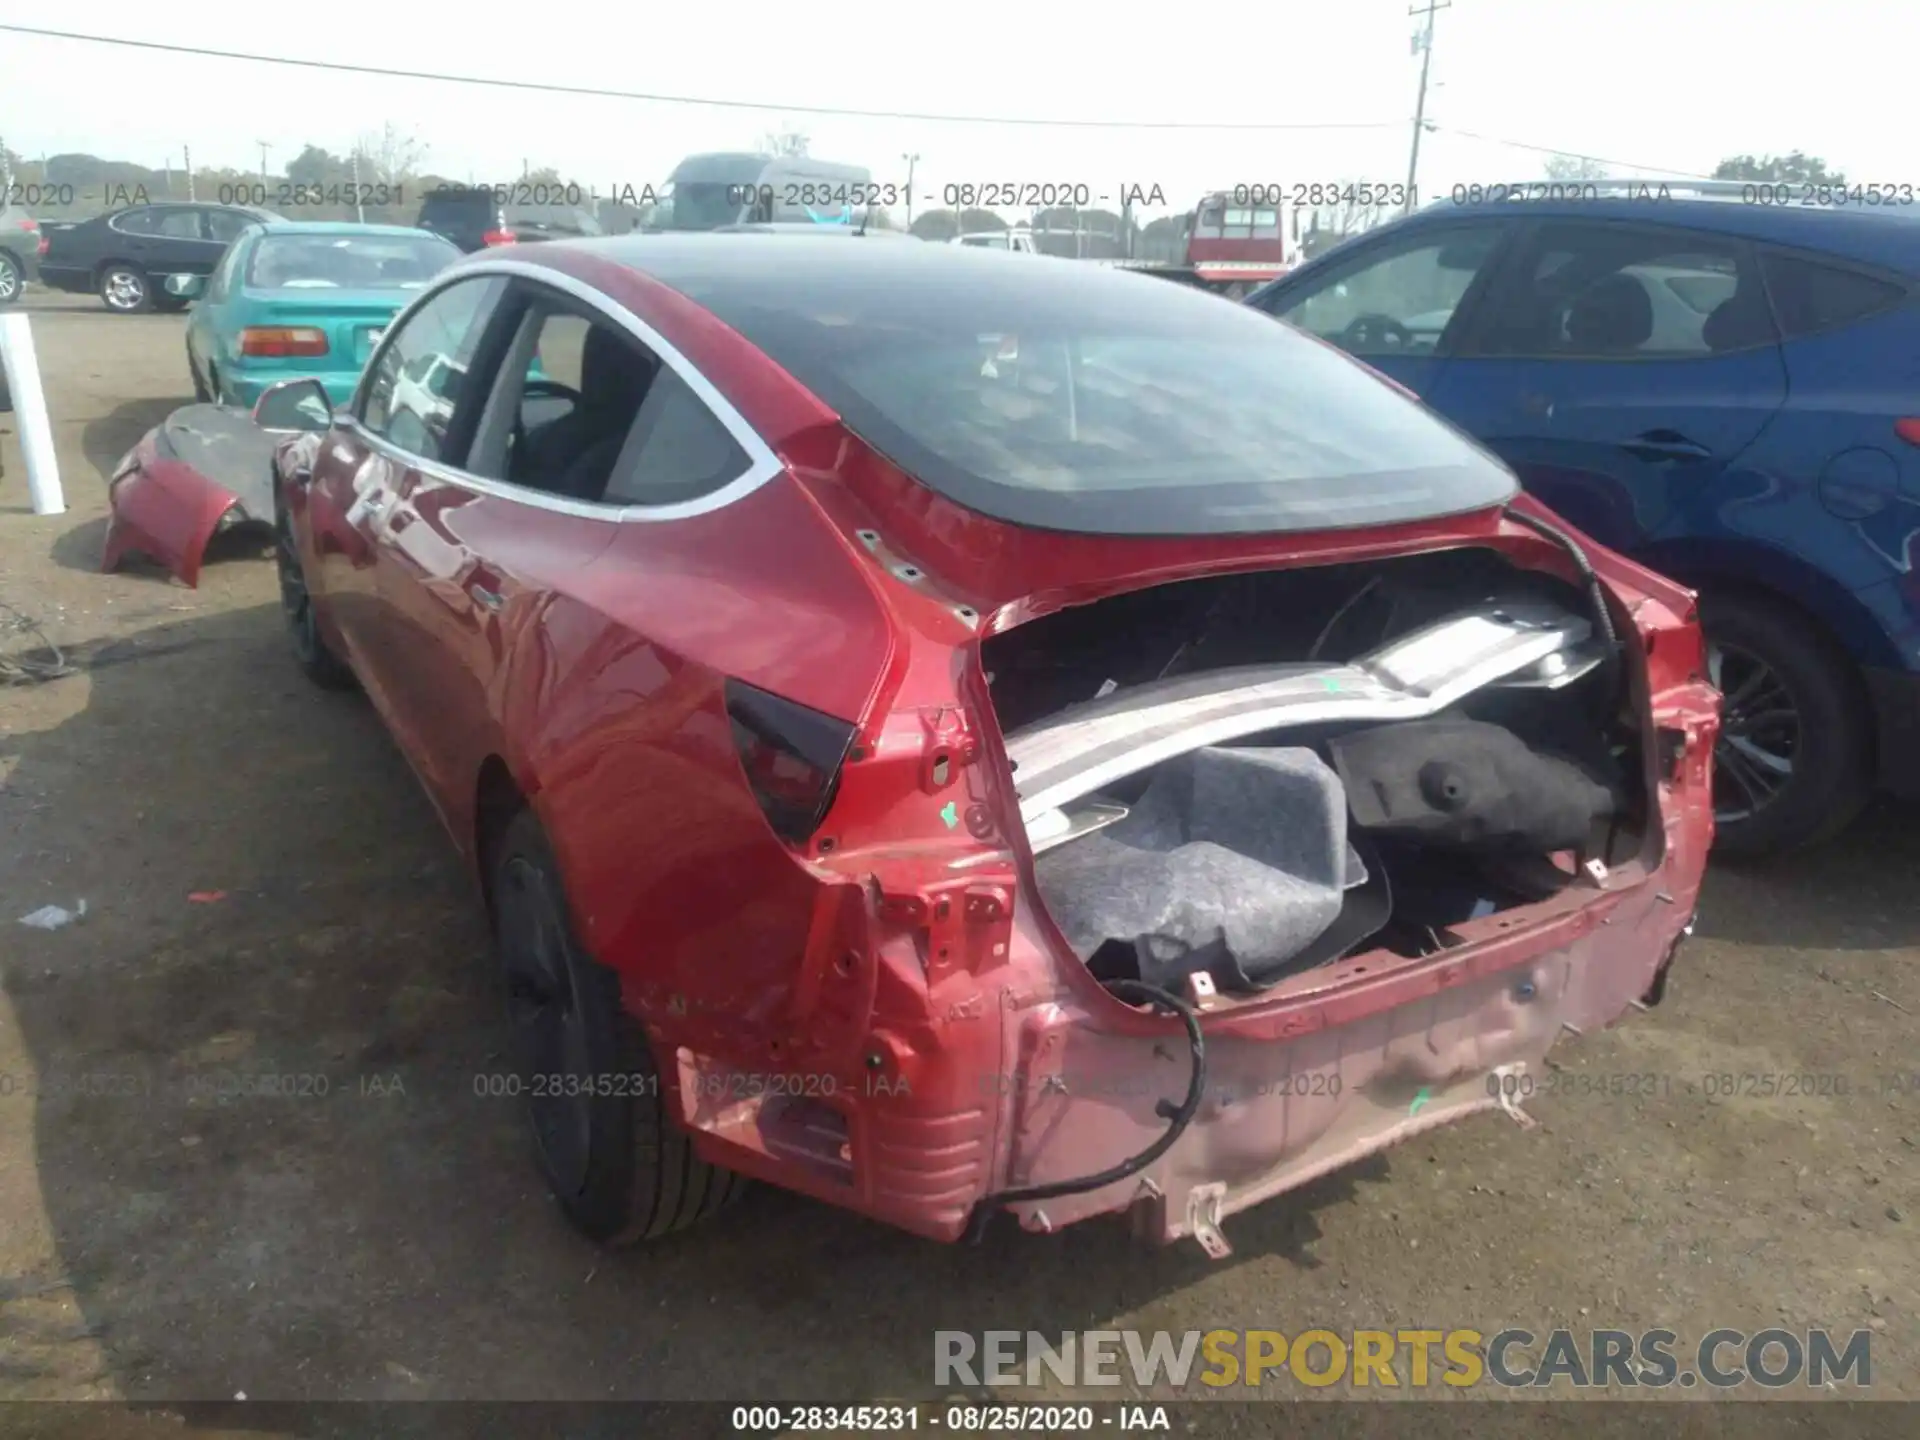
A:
[365, 280, 690, 821]
[1248, 218, 1512, 394]
[145, 206, 221, 279]
[304, 274, 511, 762]
[105, 207, 164, 270]
[203, 208, 255, 248]
[1423, 219, 1790, 555]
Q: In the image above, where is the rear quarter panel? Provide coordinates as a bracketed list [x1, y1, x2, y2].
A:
[1644, 302, 1920, 673]
[494, 471, 898, 1057]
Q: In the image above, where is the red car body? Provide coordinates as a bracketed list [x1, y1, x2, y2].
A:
[274, 237, 1718, 1253]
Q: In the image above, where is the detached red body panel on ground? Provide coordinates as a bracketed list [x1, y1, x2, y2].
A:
[101, 405, 284, 587]
[102, 454, 239, 589]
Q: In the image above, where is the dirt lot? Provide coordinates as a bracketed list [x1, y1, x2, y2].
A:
[0, 292, 1914, 1425]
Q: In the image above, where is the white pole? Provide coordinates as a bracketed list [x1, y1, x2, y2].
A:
[0, 313, 64, 516]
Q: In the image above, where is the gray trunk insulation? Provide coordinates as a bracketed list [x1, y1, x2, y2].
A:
[1033, 746, 1361, 980]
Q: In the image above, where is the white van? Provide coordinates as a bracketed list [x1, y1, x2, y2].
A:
[643, 153, 877, 231]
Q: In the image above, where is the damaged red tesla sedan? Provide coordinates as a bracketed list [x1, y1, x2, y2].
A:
[267, 235, 1718, 1254]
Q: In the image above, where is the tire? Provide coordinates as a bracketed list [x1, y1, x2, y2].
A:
[489, 808, 747, 1244]
[99, 263, 152, 314]
[0, 251, 21, 307]
[274, 499, 355, 690]
[1701, 590, 1873, 857]
[191, 351, 211, 403]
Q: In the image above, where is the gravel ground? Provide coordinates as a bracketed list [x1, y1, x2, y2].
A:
[0, 292, 1913, 1433]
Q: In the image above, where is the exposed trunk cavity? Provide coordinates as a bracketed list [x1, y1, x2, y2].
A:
[981, 546, 1651, 1002]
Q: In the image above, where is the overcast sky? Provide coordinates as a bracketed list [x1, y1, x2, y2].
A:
[0, 2, 1908, 217]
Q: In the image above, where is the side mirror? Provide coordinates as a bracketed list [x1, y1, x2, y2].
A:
[164, 273, 206, 300]
[252, 376, 333, 433]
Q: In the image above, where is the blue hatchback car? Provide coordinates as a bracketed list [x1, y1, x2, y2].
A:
[181, 221, 462, 410]
[1249, 185, 1920, 856]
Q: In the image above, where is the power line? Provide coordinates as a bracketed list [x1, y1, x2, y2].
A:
[0, 25, 1408, 132]
[1432, 125, 1723, 181]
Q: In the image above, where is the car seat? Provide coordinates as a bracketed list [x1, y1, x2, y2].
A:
[1702, 283, 1775, 352]
[1564, 274, 1654, 353]
[516, 325, 656, 500]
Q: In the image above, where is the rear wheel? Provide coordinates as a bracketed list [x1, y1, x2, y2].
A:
[489, 808, 746, 1244]
[0, 251, 22, 307]
[99, 264, 152, 314]
[275, 500, 354, 690]
[1702, 591, 1873, 856]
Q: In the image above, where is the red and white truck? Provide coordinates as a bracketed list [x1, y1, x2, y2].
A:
[995, 191, 1302, 297]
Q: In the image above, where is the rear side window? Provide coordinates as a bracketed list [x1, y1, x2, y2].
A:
[1469, 222, 1766, 359]
[359, 276, 508, 462]
[112, 209, 158, 236]
[461, 285, 753, 507]
[206, 231, 254, 302]
[205, 209, 254, 243]
[152, 209, 205, 240]
[603, 370, 752, 506]
[1761, 254, 1910, 338]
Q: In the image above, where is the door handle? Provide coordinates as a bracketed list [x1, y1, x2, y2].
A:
[468, 584, 504, 612]
[1623, 430, 1713, 463]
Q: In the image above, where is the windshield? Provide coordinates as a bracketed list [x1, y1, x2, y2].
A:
[247, 233, 459, 290]
[651, 243, 1517, 535]
[642, 181, 747, 232]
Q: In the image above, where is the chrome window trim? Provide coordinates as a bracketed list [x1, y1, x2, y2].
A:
[346, 256, 784, 523]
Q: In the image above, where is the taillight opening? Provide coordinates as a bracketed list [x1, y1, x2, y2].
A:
[725, 680, 857, 845]
[239, 327, 329, 358]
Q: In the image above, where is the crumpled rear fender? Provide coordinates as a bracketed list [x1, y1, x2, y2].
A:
[101, 443, 244, 589]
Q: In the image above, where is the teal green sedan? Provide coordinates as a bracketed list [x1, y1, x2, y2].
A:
[181, 221, 462, 409]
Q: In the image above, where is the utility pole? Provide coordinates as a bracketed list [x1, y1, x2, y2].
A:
[185, 146, 195, 201]
[351, 150, 365, 223]
[902, 152, 919, 226]
[1405, 0, 1449, 213]
[257, 140, 272, 187]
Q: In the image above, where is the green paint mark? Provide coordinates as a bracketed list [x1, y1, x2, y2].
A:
[939, 801, 960, 830]
[1409, 1086, 1432, 1117]
[1320, 676, 1342, 692]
